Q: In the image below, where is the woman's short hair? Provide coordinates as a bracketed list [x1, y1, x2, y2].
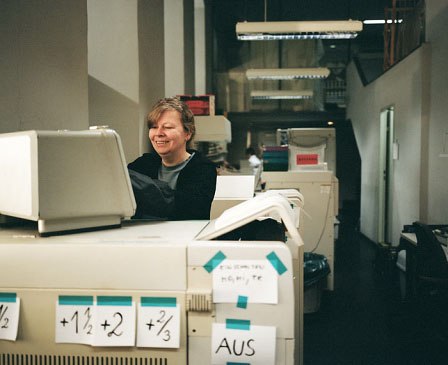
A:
[246, 147, 256, 155]
[147, 97, 196, 149]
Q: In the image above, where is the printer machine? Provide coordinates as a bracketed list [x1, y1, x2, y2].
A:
[0, 129, 304, 365]
[263, 128, 338, 290]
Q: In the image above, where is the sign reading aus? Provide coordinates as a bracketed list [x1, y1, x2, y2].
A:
[211, 323, 276, 365]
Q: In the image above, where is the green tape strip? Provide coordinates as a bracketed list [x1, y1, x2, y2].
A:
[141, 297, 177, 307]
[237, 295, 248, 309]
[58, 295, 93, 306]
[203, 250, 227, 273]
[97, 296, 132, 306]
[226, 318, 250, 331]
[267, 251, 287, 275]
[0, 292, 16, 303]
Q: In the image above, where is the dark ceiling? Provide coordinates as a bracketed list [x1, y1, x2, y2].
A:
[210, 0, 388, 78]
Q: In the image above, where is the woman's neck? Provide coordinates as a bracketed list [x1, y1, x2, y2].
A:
[161, 151, 191, 167]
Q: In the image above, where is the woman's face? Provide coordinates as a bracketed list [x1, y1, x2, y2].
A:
[149, 110, 191, 163]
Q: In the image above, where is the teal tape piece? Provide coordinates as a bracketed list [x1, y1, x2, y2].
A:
[267, 251, 287, 275]
[226, 318, 250, 331]
[58, 295, 93, 306]
[227, 363, 250, 365]
[237, 295, 248, 309]
[0, 292, 16, 303]
[203, 250, 226, 273]
[97, 296, 132, 306]
[141, 297, 177, 307]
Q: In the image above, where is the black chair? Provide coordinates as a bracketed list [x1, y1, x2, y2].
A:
[413, 221, 448, 295]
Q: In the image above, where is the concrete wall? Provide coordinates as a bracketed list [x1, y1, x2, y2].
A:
[0, 0, 88, 133]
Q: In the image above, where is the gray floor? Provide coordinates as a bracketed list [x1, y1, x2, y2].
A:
[303, 217, 448, 364]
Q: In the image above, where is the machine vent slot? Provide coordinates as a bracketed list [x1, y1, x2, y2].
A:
[0, 354, 168, 365]
[186, 291, 213, 312]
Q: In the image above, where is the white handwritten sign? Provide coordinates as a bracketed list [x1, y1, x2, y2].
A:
[211, 321, 276, 365]
[0, 293, 20, 341]
[213, 260, 278, 304]
[92, 296, 136, 347]
[137, 297, 180, 348]
[55, 296, 94, 344]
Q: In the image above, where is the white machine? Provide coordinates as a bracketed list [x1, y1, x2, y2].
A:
[0, 220, 300, 364]
[0, 129, 304, 365]
[277, 128, 336, 173]
[263, 128, 339, 291]
[0, 128, 135, 235]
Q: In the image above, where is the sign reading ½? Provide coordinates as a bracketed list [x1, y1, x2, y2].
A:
[0, 293, 20, 341]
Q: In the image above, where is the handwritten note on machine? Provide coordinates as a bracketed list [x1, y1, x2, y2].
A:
[212, 260, 278, 304]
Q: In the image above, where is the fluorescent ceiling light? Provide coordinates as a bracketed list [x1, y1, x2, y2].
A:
[236, 20, 363, 40]
[246, 68, 330, 80]
[363, 19, 403, 24]
[251, 90, 313, 100]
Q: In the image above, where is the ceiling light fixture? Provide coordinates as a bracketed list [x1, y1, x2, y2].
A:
[236, 20, 363, 40]
[251, 90, 313, 100]
[246, 67, 330, 80]
[363, 19, 403, 24]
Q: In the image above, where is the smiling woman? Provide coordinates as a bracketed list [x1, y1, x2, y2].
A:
[128, 97, 217, 220]
[149, 109, 192, 166]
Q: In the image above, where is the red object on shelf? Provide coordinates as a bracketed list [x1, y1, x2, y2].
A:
[177, 95, 215, 116]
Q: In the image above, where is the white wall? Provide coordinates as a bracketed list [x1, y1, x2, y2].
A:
[183, 0, 195, 94]
[347, 47, 426, 245]
[87, 0, 140, 163]
[1, 0, 201, 162]
[164, 0, 195, 97]
[88, 0, 172, 162]
[138, 0, 166, 155]
[347, 1, 448, 244]
[194, 0, 206, 94]
[164, 0, 185, 97]
[425, 1, 448, 224]
[0, 0, 88, 133]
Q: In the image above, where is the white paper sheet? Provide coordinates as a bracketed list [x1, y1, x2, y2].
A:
[211, 322, 276, 365]
[137, 303, 180, 348]
[0, 297, 20, 341]
[92, 302, 136, 347]
[55, 302, 94, 344]
[213, 259, 278, 304]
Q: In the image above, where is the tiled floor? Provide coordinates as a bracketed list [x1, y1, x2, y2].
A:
[303, 217, 448, 364]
